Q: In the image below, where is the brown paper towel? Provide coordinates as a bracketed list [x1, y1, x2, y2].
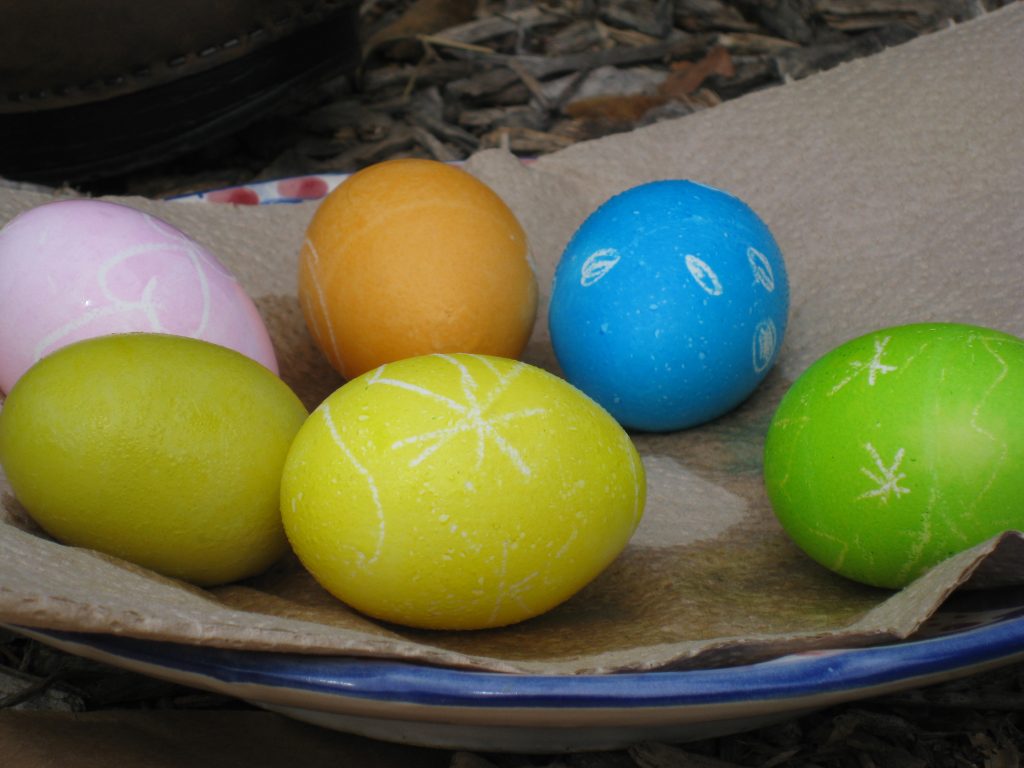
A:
[1, 4, 1022, 675]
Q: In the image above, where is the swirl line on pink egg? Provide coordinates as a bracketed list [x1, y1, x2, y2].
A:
[143, 213, 237, 279]
[30, 216, 220, 364]
[31, 288, 147, 364]
[137, 213, 219, 335]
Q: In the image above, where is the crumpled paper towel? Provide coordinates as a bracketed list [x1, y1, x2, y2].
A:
[1, 3, 1022, 674]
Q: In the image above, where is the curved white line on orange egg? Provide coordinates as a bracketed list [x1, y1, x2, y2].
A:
[302, 238, 343, 371]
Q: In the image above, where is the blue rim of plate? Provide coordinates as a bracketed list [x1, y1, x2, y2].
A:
[15, 609, 1024, 711]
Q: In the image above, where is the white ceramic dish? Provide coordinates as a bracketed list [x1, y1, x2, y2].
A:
[11, 590, 1024, 752]
[10, 176, 1023, 753]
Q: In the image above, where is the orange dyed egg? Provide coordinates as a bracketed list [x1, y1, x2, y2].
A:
[298, 159, 538, 379]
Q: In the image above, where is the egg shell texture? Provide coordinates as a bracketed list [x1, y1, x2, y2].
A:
[548, 180, 789, 432]
[0, 199, 278, 393]
[0, 333, 309, 586]
[298, 158, 538, 379]
[280, 353, 646, 630]
[764, 323, 1024, 589]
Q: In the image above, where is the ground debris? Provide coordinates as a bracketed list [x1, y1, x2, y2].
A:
[0, 635, 240, 713]
[77, 0, 1017, 198]
[415, 661, 1024, 765]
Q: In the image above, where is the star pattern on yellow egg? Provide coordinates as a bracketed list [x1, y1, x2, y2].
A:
[281, 353, 646, 630]
[368, 354, 547, 476]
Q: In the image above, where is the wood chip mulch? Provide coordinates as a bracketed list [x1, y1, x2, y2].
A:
[80, 0, 1014, 199]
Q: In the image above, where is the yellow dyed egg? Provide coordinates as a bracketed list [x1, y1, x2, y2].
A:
[280, 353, 646, 630]
[0, 333, 309, 586]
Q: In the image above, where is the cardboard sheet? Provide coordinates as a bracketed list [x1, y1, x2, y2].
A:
[1, 4, 1022, 675]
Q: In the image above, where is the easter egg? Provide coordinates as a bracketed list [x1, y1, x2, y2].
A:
[764, 323, 1024, 589]
[0, 333, 308, 586]
[298, 158, 538, 379]
[0, 199, 278, 394]
[548, 180, 789, 432]
[280, 353, 646, 630]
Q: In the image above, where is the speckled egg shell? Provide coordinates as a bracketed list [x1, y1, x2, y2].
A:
[298, 159, 538, 380]
[548, 180, 789, 432]
[280, 353, 646, 630]
[764, 323, 1024, 589]
[0, 333, 307, 586]
[0, 199, 278, 393]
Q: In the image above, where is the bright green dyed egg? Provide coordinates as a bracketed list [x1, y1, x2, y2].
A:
[764, 323, 1024, 588]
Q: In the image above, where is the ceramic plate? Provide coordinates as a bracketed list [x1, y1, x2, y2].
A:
[10, 590, 1024, 753]
[169, 173, 348, 205]
[12, 177, 1021, 753]
[168, 166, 466, 205]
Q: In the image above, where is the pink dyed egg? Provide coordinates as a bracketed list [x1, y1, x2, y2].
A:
[0, 199, 277, 393]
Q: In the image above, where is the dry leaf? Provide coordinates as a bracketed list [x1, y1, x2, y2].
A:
[363, 0, 477, 61]
[564, 46, 734, 124]
[563, 93, 667, 123]
[659, 46, 735, 98]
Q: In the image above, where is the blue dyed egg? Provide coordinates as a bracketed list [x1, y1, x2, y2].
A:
[548, 180, 789, 432]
